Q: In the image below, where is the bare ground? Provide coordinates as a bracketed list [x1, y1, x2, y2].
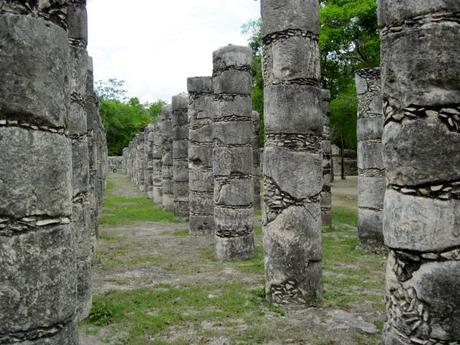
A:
[79, 174, 386, 345]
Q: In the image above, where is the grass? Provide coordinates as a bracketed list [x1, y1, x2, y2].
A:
[82, 282, 280, 345]
[82, 174, 386, 344]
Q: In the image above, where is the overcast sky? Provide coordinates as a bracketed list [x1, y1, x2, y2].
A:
[87, 0, 260, 103]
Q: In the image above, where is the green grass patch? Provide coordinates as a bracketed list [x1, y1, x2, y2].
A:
[331, 206, 358, 227]
[172, 229, 190, 238]
[83, 282, 278, 344]
[101, 196, 179, 226]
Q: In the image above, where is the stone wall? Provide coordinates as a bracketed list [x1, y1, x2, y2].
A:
[188, 77, 215, 235]
[261, 0, 323, 305]
[212, 45, 255, 261]
[356, 68, 384, 249]
[379, 1, 460, 344]
[108, 156, 123, 173]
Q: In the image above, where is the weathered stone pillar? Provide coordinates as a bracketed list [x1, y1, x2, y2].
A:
[378, 2, 460, 344]
[261, 0, 323, 305]
[136, 133, 145, 191]
[320, 90, 332, 228]
[68, 0, 94, 321]
[356, 69, 384, 249]
[122, 147, 128, 174]
[0, 1, 79, 343]
[171, 95, 190, 219]
[212, 45, 255, 261]
[145, 124, 155, 199]
[160, 106, 174, 211]
[252, 111, 261, 210]
[188, 77, 215, 235]
[152, 121, 163, 204]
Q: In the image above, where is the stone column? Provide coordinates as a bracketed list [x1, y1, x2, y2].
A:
[321, 90, 332, 228]
[261, 0, 323, 305]
[145, 124, 155, 199]
[188, 77, 215, 235]
[68, 0, 94, 321]
[152, 121, 163, 204]
[0, 1, 79, 343]
[122, 147, 128, 174]
[160, 106, 174, 211]
[171, 95, 190, 219]
[355, 68, 384, 249]
[136, 133, 145, 191]
[378, 2, 460, 344]
[212, 45, 255, 261]
[252, 111, 261, 210]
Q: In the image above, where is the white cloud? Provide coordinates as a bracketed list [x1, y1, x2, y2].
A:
[87, 0, 260, 103]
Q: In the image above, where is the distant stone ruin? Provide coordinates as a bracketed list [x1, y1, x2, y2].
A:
[356, 68, 384, 249]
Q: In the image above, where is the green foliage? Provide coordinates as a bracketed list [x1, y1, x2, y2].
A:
[96, 79, 165, 156]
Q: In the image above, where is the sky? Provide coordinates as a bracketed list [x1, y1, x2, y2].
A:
[87, 0, 260, 104]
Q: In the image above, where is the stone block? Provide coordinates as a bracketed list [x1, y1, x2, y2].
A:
[214, 206, 253, 235]
[215, 232, 255, 261]
[358, 176, 385, 210]
[189, 169, 213, 193]
[358, 117, 384, 141]
[68, 1, 88, 44]
[384, 190, 460, 251]
[213, 121, 253, 145]
[189, 123, 213, 143]
[0, 225, 76, 334]
[187, 76, 213, 93]
[213, 71, 252, 95]
[264, 146, 322, 199]
[72, 138, 90, 196]
[358, 208, 384, 245]
[0, 14, 69, 127]
[264, 85, 322, 135]
[261, 0, 320, 36]
[264, 35, 320, 84]
[381, 22, 460, 108]
[0, 127, 72, 218]
[215, 178, 253, 207]
[213, 146, 253, 177]
[212, 45, 252, 71]
[173, 160, 189, 182]
[378, 0, 460, 27]
[172, 125, 189, 140]
[213, 95, 252, 120]
[190, 193, 214, 215]
[172, 140, 188, 159]
[189, 215, 215, 235]
[383, 119, 460, 186]
[358, 141, 384, 170]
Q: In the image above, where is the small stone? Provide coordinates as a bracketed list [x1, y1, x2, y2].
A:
[430, 185, 443, 192]
[425, 110, 438, 117]
[421, 253, 439, 260]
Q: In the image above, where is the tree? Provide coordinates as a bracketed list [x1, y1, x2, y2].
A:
[96, 79, 165, 155]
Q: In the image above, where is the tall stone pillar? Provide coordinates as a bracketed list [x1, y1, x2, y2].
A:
[122, 147, 128, 174]
[145, 125, 155, 199]
[212, 45, 255, 261]
[152, 121, 163, 204]
[356, 69, 384, 249]
[68, 0, 94, 321]
[171, 95, 190, 219]
[252, 111, 261, 210]
[160, 106, 174, 211]
[188, 77, 215, 235]
[378, 2, 460, 344]
[0, 1, 79, 343]
[321, 90, 332, 228]
[261, 0, 323, 305]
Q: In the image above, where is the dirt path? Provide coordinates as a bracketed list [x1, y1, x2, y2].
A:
[79, 174, 385, 345]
